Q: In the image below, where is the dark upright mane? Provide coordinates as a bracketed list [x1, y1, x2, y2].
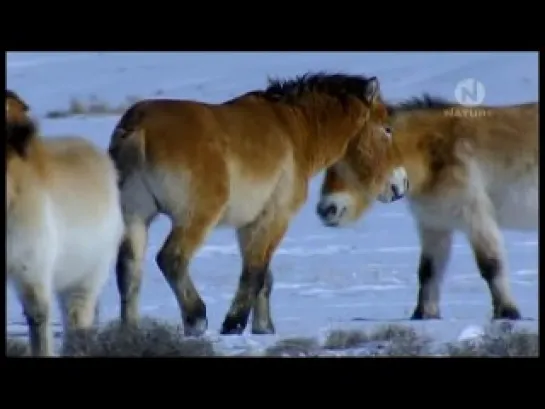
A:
[224, 90, 267, 104]
[263, 72, 376, 105]
[386, 93, 455, 115]
[6, 89, 30, 111]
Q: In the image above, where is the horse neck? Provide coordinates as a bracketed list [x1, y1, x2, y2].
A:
[390, 111, 436, 194]
[291, 96, 363, 176]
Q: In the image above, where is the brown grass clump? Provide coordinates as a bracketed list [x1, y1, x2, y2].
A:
[370, 325, 432, 356]
[6, 337, 30, 357]
[446, 322, 539, 357]
[324, 325, 432, 357]
[46, 95, 140, 119]
[264, 336, 321, 357]
[323, 329, 370, 351]
[12, 318, 535, 357]
[62, 317, 218, 357]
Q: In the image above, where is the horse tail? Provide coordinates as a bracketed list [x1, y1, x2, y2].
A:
[108, 101, 149, 182]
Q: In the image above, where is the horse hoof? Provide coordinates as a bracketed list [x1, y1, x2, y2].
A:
[184, 317, 208, 337]
[494, 305, 522, 320]
[411, 308, 441, 320]
[251, 324, 276, 335]
[220, 317, 246, 335]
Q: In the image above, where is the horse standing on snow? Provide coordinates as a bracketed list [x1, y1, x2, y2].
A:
[108, 72, 409, 336]
[317, 94, 539, 320]
[6, 90, 125, 356]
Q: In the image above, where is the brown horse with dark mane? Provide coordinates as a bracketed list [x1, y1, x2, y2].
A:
[318, 94, 538, 321]
[108, 72, 409, 336]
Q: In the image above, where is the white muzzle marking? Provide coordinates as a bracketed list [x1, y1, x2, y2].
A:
[377, 167, 409, 204]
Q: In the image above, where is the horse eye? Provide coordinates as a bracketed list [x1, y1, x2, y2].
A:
[383, 126, 392, 138]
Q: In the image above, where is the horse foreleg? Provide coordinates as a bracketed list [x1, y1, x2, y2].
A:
[157, 208, 223, 337]
[411, 224, 453, 320]
[221, 213, 290, 335]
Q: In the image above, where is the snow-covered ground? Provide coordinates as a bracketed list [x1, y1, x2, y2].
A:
[6, 52, 539, 355]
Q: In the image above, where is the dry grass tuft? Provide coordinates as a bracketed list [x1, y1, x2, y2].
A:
[324, 329, 369, 350]
[6, 337, 30, 357]
[11, 318, 535, 358]
[369, 324, 432, 356]
[46, 95, 140, 119]
[62, 317, 218, 357]
[264, 336, 321, 357]
[323, 325, 432, 356]
[446, 322, 539, 357]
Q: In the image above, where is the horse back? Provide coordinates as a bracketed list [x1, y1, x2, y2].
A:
[40, 136, 122, 226]
[110, 98, 296, 181]
[402, 102, 538, 231]
[465, 102, 538, 160]
[398, 102, 538, 190]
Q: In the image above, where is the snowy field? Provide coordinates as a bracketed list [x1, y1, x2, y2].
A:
[6, 52, 539, 355]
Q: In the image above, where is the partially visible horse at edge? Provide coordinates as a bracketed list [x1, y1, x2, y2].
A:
[318, 94, 538, 321]
[6, 89, 30, 123]
[108, 73, 409, 336]
[6, 89, 125, 356]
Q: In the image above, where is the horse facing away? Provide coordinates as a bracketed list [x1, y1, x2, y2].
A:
[6, 90, 125, 356]
[108, 72, 409, 336]
[318, 94, 539, 320]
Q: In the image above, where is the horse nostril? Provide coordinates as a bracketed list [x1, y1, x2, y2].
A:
[391, 184, 405, 201]
[318, 203, 337, 219]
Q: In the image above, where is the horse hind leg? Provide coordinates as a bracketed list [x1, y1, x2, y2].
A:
[94, 304, 100, 326]
[59, 287, 99, 333]
[16, 281, 53, 357]
[117, 215, 153, 326]
[221, 211, 290, 335]
[156, 187, 228, 337]
[467, 212, 521, 320]
[252, 268, 274, 334]
[59, 258, 112, 334]
[116, 174, 158, 326]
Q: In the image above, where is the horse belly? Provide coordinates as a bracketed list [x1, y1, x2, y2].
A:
[408, 196, 467, 230]
[52, 234, 105, 291]
[492, 176, 538, 231]
[409, 173, 539, 232]
[220, 177, 280, 227]
[52, 190, 124, 291]
[6, 198, 59, 288]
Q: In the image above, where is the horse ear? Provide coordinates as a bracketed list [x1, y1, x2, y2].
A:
[364, 77, 380, 104]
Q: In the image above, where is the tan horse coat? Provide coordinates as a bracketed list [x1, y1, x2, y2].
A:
[6, 91, 124, 356]
[318, 95, 538, 320]
[108, 73, 406, 336]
